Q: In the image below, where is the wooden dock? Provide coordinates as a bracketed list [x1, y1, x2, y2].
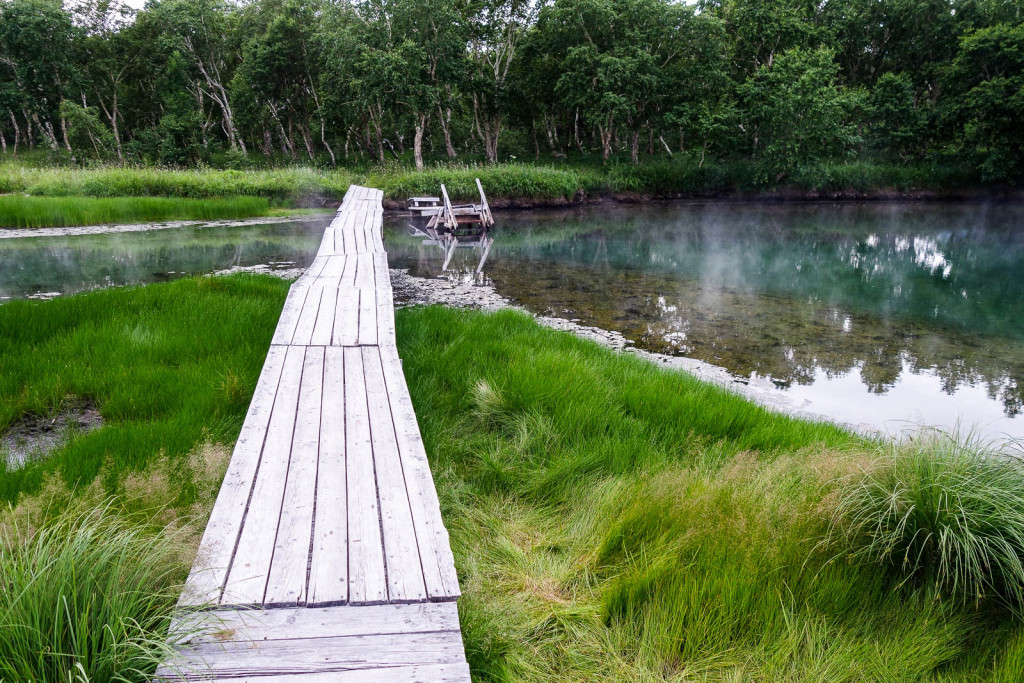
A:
[158, 186, 469, 682]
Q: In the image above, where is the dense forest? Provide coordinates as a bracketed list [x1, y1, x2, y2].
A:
[0, 0, 1022, 182]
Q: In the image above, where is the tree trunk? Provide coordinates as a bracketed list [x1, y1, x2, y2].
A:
[8, 110, 19, 155]
[300, 122, 315, 161]
[532, 120, 540, 161]
[658, 135, 673, 157]
[598, 122, 613, 162]
[262, 129, 273, 157]
[413, 113, 427, 171]
[483, 113, 501, 163]
[59, 114, 75, 162]
[630, 130, 640, 165]
[574, 110, 583, 153]
[0, 126, 6, 154]
[320, 117, 336, 166]
[438, 106, 457, 158]
[24, 110, 35, 149]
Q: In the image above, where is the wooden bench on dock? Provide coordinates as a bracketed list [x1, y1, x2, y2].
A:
[158, 186, 469, 682]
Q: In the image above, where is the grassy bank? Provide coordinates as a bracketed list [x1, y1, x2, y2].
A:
[0, 275, 292, 680]
[3, 282, 1024, 680]
[0, 158, 989, 211]
[397, 306, 1024, 681]
[0, 163, 353, 202]
[0, 195, 281, 228]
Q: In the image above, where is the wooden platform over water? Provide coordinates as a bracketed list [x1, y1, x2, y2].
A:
[159, 186, 468, 681]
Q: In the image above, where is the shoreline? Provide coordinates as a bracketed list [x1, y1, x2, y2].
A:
[388, 268, 863, 434]
[0, 213, 330, 239]
[382, 187, 1024, 211]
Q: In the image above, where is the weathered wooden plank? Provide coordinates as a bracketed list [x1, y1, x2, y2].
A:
[332, 289, 360, 347]
[162, 630, 465, 678]
[162, 664, 472, 683]
[362, 346, 427, 602]
[379, 345, 461, 600]
[374, 252, 396, 346]
[264, 346, 324, 606]
[358, 280, 378, 346]
[175, 603, 461, 644]
[309, 280, 338, 346]
[291, 282, 326, 347]
[344, 345, 387, 604]
[271, 282, 310, 347]
[307, 346, 348, 605]
[222, 346, 306, 605]
[179, 346, 289, 606]
[352, 197, 369, 253]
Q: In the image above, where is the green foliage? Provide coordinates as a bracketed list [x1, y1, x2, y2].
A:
[0, 275, 289, 503]
[0, 195, 270, 228]
[0, 163, 352, 201]
[834, 431, 1024, 612]
[394, 305, 1024, 680]
[947, 23, 1024, 182]
[740, 47, 863, 181]
[0, 508, 187, 682]
[366, 163, 583, 201]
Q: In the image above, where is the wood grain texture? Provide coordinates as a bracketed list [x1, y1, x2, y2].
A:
[168, 185, 465, 681]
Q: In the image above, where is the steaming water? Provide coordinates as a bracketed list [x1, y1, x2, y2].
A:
[385, 201, 1024, 441]
[2, 204, 1021, 441]
[0, 217, 330, 300]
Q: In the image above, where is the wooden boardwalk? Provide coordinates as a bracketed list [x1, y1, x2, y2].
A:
[159, 186, 469, 682]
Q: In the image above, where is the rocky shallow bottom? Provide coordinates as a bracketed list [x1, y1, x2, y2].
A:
[388, 268, 855, 431]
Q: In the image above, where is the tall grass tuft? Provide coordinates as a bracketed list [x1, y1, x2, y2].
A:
[834, 430, 1024, 611]
[0, 506, 187, 682]
[0, 195, 271, 228]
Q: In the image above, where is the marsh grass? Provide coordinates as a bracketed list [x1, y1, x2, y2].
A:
[0, 195, 272, 228]
[395, 305, 1024, 681]
[0, 506, 189, 683]
[833, 430, 1024, 611]
[0, 275, 289, 504]
[366, 163, 583, 202]
[0, 164, 352, 201]
[4, 286, 1024, 680]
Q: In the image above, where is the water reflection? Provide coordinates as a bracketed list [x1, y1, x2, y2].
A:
[0, 218, 329, 300]
[386, 201, 1024, 437]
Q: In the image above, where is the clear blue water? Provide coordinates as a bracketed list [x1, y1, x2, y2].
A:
[386, 201, 1024, 441]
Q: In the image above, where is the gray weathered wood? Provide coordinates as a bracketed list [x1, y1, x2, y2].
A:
[168, 184, 466, 682]
[344, 345, 388, 604]
[162, 664, 472, 682]
[307, 346, 348, 605]
[362, 346, 427, 602]
[222, 346, 305, 605]
[179, 345, 288, 606]
[264, 346, 324, 606]
[379, 345, 461, 600]
[174, 602, 460, 644]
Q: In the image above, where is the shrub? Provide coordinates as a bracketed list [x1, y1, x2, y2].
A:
[834, 431, 1024, 611]
[0, 507, 187, 682]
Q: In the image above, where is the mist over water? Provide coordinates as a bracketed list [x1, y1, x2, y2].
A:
[386, 201, 1024, 440]
[0, 218, 329, 300]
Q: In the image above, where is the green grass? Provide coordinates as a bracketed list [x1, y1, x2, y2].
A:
[834, 431, 1024, 612]
[0, 195, 277, 228]
[0, 163, 352, 202]
[395, 305, 1024, 681]
[0, 507, 187, 683]
[3, 284, 1024, 680]
[365, 163, 584, 202]
[0, 157, 983, 209]
[0, 275, 289, 504]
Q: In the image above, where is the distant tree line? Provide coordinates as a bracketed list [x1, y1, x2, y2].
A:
[1, 0, 1022, 181]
